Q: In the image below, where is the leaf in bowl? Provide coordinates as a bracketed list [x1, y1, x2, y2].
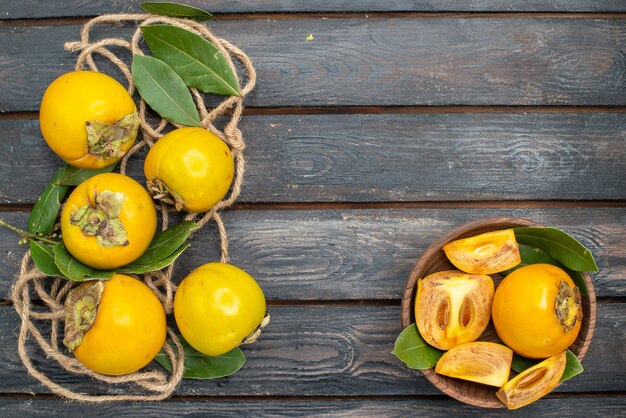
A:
[391, 323, 444, 370]
[514, 227, 598, 272]
[502, 244, 588, 296]
[512, 350, 583, 383]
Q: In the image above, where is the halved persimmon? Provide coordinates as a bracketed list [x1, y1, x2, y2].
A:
[497, 351, 567, 409]
[443, 229, 521, 274]
[415, 270, 494, 350]
[435, 341, 513, 387]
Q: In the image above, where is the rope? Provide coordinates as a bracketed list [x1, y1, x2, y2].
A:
[10, 12, 256, 402]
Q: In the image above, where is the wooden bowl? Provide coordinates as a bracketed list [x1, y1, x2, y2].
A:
[401, 217, 596, 408]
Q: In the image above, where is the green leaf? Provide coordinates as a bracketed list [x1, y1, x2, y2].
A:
[141, 25, 241, 96]
[511, 350, 583, 382]
[52, 243, 114, 282]
[28, 166, 70, 234]
[117, 243, 190, 274]
[561, 350, 584, 382]
[132, 221, 197, 264]
[29, 241, 61, 276]
[155, 335, 245, 379]
[131, 54, 201, 127]
[514, 227, 598, 272]
[502, 244, 562, 276]
[391, 323, 444, 370]
[564, 269, 588, 297]
[502, 244, 588, 296]
[55, 164, 117, 186]
[140, 2, 214, 21]
[511, 353, 540, 374]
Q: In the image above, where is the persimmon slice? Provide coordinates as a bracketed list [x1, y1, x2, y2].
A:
[415, 270, 494, 350]
[443, 229, 521, 274]
[435, 342, 513, 387]
[497, 351, 567, 409]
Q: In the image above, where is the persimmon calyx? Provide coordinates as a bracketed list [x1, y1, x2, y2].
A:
[146, 177, 186, 211]
[555, 280, 582, 332]
[86, 112, 140, 159]
[63, 281, 104, 351]
[70, 190, 129, 247]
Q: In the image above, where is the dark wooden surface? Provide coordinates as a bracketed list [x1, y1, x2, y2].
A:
[0, 303, 624, 395]
[2, 19, 626, 110]
[0, 1, 625, 416]
[2, 113, 626, 204]
[3, 0, 626, 18]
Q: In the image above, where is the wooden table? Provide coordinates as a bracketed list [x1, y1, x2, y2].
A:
[1, 1, 625, 416]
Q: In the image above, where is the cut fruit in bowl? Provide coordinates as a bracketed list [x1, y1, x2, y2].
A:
[400, 217, 596, 408]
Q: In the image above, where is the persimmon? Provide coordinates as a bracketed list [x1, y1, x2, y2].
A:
[64, 275, 166, 375]
[144, 127, 234, 212]
[415, 270, 494, 350]
[174, 262, 267, 356]
[443, 229, 521, 274]
[497, 352, 567, 409]
[40, 71, 138, 169]
[435, 341, 513, 387]
[60, 173, 157, 269]
[492, 264, 582, 358]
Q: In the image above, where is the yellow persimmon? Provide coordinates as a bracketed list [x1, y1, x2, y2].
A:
[492, 264, 582, 359]
[144, 127, 234, 212]
[61, 173, 156, 269]
[174, 262, 267, 356]
[40, 71, 138, 168]
[64, 275, 166, 375]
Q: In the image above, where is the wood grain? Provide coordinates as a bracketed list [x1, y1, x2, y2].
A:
[1, 2, 624, 413]
[1, 19, 625, 111]
[1, 396, 626, 417]
[1, 113, 625, 204]
[0, 303, 623, 396]
[2, 0, 626, 19]
[1, 208, 624, 301]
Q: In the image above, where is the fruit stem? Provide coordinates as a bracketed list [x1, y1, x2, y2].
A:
[241, 312, 271, 345]
[0, 219, 59, 246]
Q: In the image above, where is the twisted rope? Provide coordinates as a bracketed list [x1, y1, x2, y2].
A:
[10, 13, 256, 402]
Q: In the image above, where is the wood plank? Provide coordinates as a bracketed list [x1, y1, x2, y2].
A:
[0, 303, 623, 395]
[1, 18, 625, 110]
[1, 208, 624, 301]
[3, 0, 626, 19]
[1, 396, 625, 417]
[1, 113, 625, 204]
